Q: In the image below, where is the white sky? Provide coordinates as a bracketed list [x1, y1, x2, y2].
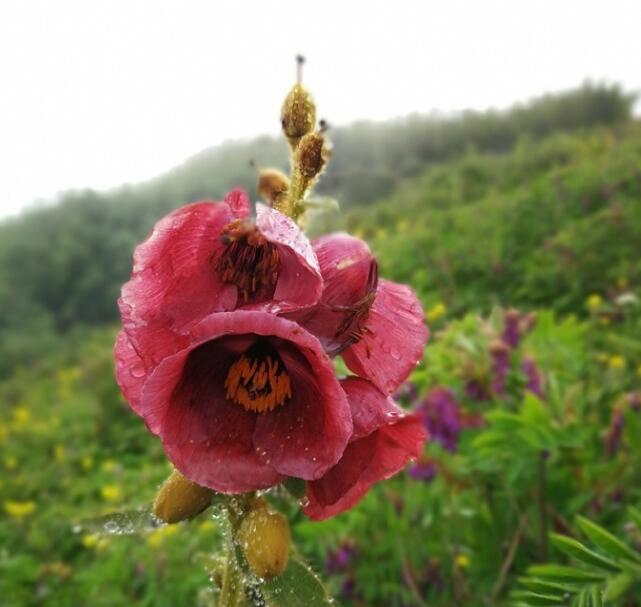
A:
[1, 0, 640, 219]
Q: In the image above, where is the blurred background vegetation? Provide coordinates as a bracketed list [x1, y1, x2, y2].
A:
[2, 83, 641, 606]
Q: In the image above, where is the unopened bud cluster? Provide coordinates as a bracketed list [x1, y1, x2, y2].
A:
[258, 56, 331, 220]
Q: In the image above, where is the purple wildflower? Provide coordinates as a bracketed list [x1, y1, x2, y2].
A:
[408, 458, 438, 482]
[522, 356, 544, 398]
[325, 542, 356, 575]
[490, 340, 510, 397]
[464, 377, 491, 402]
[417, 387, 462, 452]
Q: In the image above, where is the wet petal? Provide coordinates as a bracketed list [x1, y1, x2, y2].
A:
[340, 377, 401, 440]
[343, 279, 428, 394]
[304, 414, 426, 520]
[254, 203, 322, 312]
[113, 330, 147, 410]
[119, 200, 238, 361]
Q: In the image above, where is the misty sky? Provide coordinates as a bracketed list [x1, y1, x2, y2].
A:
[1, 0, 640, 219]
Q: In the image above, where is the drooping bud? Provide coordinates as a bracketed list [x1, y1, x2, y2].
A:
[238, 498, 290, 579]
[153, 469, 215, 524]
[257, 168, 290, 211]
[281, 56, 316, 148]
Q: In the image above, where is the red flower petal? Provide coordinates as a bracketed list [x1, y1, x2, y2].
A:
[119, 200, 238, 362]
[340, 377, 401, 440]
[343, 279, 428, 394]
[253, 341, 352, 480]
[113, 330, 147, 410]
[128, 311, 351, 493]
[286, 233, 377, 355]
[304, 384, 426, 520]
[253, 203, 322, 313]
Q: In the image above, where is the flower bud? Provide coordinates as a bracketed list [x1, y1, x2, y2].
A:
[296, 132, 330, 180]
[281, 84, 316, 148]
[153, 469, 214, 524]
[257, 168, 290, 209]
[238, 500, 290, 579]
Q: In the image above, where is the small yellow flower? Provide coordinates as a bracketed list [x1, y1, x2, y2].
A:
[4, 500, 36, 519]
[101, 459, 118, 473]
[608, 356, 625, 370]
[12, 406, 31, 428]
[375, 228, 388, 240]
[100, 485, 122, 502]
[426, 302, 447, 323]
[455, 554, 470, 569]
[81, 456, 94, 471]
[4, 455, 17, 470]
[82, 533, 110, 551]
[54, 445, 65, 463]
[586, 294, 603, 311]
[81, 534, 99, 549]
[147, 525, 179, 547]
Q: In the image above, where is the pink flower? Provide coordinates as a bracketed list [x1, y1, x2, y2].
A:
[287, 234, 428, 394]
[119, 189, 322, 365]
[303, 377, 426, 520]
[115, 311, 352, 493]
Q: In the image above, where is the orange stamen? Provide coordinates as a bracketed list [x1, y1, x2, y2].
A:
[225, 350, 292, 414]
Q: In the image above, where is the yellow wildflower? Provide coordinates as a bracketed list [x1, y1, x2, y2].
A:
[101, 459, 118, 473]
[375, 228, 388, 240]
[81, 456, 94, 471]
[12, 406, 31, 428]
[608, 356, 625, 370]
[100, 485, 122, 502]
[54, 445, 65, 463]
[4, 455, 17, 470]
[4, 500, 36, 519]
[82, 533, 109, 551]
[147, 525, 179, 547]
[586, 294, 603, 311]
[426, 302, 447, 323]
[455, 554, 470, 569]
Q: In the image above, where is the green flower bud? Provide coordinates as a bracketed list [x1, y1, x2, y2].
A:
[281, 56, 316, 148]
[153, 469, 214, 524]
[238, 499, 290, 579]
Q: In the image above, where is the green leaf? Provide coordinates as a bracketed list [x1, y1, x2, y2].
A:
[527, 564, 606, 583]
[603, 572, 634, 601]
[74, 507, 161, 536]
[518, 578, 574, 595]
[576, 516, 641, 564]
[510, 590, 565, 606]
[261, 557, 332, 607]
[550, 533, 620, 572]
[590, 586, 603, 607]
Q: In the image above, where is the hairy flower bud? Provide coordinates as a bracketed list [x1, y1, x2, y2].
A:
[258, 168, 290, 210]
[238, 499, 290, 579]
[153, 469, 215, 524]
[281, 85, 316, 148]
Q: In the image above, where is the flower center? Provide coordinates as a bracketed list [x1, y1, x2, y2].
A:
[216, 220, 280, 302]
[224, 343, 292, 413]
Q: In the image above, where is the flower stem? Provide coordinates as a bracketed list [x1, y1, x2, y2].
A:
[219, 537, 241, 606]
